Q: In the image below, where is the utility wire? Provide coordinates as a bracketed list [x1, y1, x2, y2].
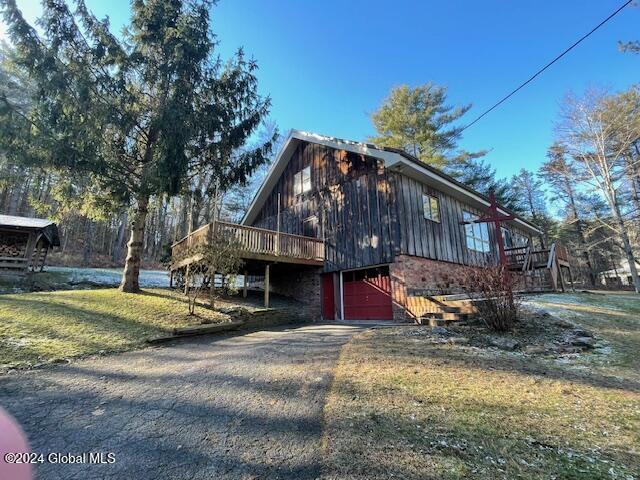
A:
[460, 0, 634, 133]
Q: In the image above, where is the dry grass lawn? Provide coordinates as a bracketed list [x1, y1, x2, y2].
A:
[322, 293, 640, 479]
[0, 288, 225, 370]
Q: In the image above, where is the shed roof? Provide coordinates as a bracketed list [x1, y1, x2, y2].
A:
[0, 214, 61, 246]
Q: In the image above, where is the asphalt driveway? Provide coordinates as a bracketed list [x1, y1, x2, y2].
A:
[0, 323, 363, 480]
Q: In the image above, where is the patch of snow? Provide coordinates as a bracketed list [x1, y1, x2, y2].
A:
[46, 266, 169, 288]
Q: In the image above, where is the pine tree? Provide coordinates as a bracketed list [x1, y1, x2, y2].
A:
[510, 168, 555, 245]
[0, 0, 275, 292]
[540, 143, 597, 286]
[445, 155, 519, 211]
[368, 83, 475, 168]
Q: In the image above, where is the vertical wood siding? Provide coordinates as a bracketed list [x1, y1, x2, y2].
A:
[390, 173, 532, 266]
[250, 141, 532, 271]
[251, 142, 398, 272]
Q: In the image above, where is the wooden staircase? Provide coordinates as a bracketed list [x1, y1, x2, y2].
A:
[505, 242, 573, 292]
[415, 294, 476, 326]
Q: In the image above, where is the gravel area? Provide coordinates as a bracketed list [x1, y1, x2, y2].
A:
[0, 323, 363, 480]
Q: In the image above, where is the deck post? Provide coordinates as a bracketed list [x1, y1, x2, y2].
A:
[37, 244, 49, 271]
[264, 264, 270, 308]
[243, 270, 248, 298]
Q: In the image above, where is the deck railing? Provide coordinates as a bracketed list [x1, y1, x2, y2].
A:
[171, 221, 324, 265]
[505, 242, 570, 271]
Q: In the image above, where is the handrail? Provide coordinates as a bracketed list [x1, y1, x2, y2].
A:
[521, 244, 532, 272]
[171, 220, 324, 262]
[171, 222, 212, 248]
[547, 243, 556, 269]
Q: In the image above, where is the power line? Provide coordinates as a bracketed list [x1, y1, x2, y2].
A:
[460, 0, 634, 133]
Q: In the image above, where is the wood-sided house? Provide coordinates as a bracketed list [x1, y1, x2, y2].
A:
[171, 130, 571, 322]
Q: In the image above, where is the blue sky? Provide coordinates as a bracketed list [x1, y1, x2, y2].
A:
[1, 0, 638, 179]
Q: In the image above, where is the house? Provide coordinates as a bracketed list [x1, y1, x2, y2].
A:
[599, 259, 640, 287]
[171, 130, 571, 322]
[0, 215, 61, 275]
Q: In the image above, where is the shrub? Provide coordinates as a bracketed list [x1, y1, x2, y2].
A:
[461, 265, 520, 332]
[171, 230, 244, 314]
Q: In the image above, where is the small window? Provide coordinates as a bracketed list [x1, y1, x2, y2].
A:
[463, 211, 490, 253]
[293, 166, 311, 196]
[512, 232, 529, 247]
[422, 193, 440, 223]
[302, 216, 318, 237]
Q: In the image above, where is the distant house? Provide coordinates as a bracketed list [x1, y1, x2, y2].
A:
[0, 215, 61, 275]
[599, 259, 640, 287]
[171, 130, 572, 322]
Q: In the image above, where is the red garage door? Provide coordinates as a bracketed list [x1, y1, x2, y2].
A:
[343, 266, 393, 320]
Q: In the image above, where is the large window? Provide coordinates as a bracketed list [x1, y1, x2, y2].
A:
[293, 166, 311, 196]
[502, 227, 529, 248]
[422, 193, 440, 223]
[463, 211, 490, 253]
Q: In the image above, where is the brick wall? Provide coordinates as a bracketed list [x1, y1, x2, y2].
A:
[389, 254, 475, 321]
[269, 265, 322, 321]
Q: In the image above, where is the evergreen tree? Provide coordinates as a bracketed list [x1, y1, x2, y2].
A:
[0, 0, 275, 292]
[445, 155, 519, 211]
[368, 83, 474, 168]
[510, 168, 555, 245]
[540, 143, 597, 286]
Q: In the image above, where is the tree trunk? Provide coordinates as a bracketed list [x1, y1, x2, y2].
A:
[119, 196, 150, 293]
[565, 179, 597, 286]
[612, 203, 640, 293]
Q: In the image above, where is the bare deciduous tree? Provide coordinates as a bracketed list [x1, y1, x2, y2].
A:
[556, 88, 640, 293]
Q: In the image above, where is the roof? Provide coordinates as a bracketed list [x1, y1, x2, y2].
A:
[0, 214, 61, 246]
[242, 130, 542, 235]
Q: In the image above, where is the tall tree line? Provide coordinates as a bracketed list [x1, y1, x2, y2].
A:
[0, 0, 275, 291]
[368, 82, 639, 291]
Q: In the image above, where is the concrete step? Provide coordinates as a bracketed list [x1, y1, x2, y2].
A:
[418, 317, 465, 327]
[172, 321, 244, 336]
[423, 312, 469, 321]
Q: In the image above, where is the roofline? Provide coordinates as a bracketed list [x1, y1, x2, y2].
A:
[382, 148, 542, 234]
[241, 130, 542, 235]
[241, 130, 399, 225]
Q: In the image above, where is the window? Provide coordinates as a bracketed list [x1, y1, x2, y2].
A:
[501, 226, 513, 248]
[422, 193, 440, 223]
[512, 232, 529, 248]
[463, 211, 490, 253]
[502, 227, 528, 248]
[293, 166, 311, 196]
[303, 216, 318, 237]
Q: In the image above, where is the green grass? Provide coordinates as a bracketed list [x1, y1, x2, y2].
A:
[322, 293, 640, 479]
[0, 288, 223, 369]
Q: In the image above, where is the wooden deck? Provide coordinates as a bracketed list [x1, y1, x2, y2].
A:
[170, 221, 324, 271]
[505, 242, 573, 291]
